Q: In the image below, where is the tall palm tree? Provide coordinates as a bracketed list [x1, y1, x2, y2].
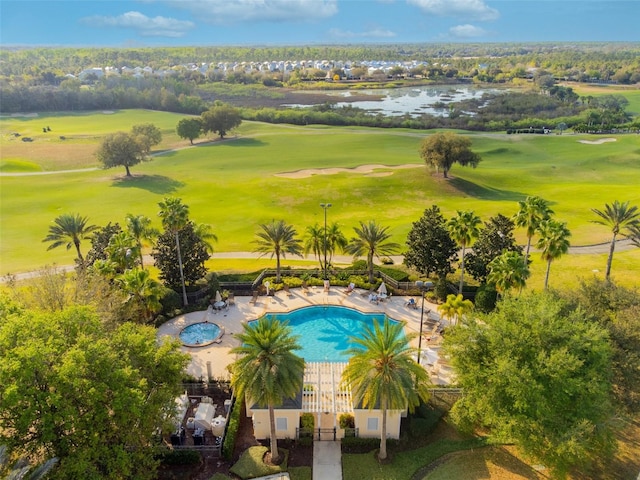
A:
[117, 268, 163, 323]
[344, 221, 400, 283]
[592, 200, 640, 280]
[253, 220, 303, 283]
[438, 293, 474, 326]
[42, 213, 98, 263]
[125, 213, 157, 268]
[513, 196, 553, 260]
[447, 210, 481, 294]
[341, 319, 430, 461]
[230, 317, 304, 465]
[487, 251, 530, 297]
[158, 197, 189, 305]
[536, 219, 571, 289]
[303, 223, 325, 271]
[325, 222, 347, 269]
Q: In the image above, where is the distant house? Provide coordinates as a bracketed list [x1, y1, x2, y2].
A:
[77, 67, 104, 80]
[246, 362, 405, 441]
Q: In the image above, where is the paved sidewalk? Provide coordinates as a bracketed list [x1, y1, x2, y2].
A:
[313, 441, 342, 480]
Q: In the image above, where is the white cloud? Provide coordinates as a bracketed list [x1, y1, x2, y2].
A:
[165, 0, 338, 24]
[407, 0, 499, 21]
[449, 24, 487, 38]
[81, 11, 194, 37]
[329, 27, 396, 39]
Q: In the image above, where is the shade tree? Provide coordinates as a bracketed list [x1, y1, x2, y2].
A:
[95, 131, 148, 177]
[0, 299, 189, 479]
[131, 123, 162, 154]
[444, 292, 615, 478]
[201, 103, 242, 139]
[464, 214, 522, 284]
[176, 117, 203, 145]
[404, 205, 458, 280]
[418, 132, 481, 178]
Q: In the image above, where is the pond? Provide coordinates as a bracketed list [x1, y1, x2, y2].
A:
[283, 84, 505, 118]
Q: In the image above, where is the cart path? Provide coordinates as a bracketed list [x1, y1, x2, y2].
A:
[2, 239, 635, 282]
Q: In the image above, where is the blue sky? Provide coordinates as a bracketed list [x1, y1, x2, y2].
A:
[1, 0, 638, 47]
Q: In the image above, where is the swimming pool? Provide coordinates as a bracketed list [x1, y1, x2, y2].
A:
[259, 305, 402, 362]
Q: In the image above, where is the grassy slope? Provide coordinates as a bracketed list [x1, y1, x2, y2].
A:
[1, 111, 639, 287]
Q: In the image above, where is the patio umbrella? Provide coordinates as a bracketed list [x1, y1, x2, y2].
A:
[215, 290, 222, 303]
[377, 282, 387, 296]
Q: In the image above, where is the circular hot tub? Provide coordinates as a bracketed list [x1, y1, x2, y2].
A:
[179, 322, 223, 347]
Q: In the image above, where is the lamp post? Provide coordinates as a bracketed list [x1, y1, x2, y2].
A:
[415, 281, 427, 365]
[320, 202, 332, 280]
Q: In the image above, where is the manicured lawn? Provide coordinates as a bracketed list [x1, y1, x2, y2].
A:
[1, 111, 639, 285]
[341, 438, 487, 480]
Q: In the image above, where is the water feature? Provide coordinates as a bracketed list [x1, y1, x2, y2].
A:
[179, 322, 222, 347]
[282, 84, 504, 117]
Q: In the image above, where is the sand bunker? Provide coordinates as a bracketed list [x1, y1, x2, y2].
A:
[275, 163, 422, 179]
[102, 110, 115, 114]
[578, 138, 617, 145]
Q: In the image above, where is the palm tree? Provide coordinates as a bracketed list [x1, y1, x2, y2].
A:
[344, 221, 400, 283]
[125, 213, 157, 268]
[193, 223, 218, 254]
[341, 319, 430, 461]
[438, 293, 474, 326]
[325, 222, 347, 269]
[303, 223, 325, 271]
[158, 197, 189, 305]
[0, 444, 58, 480]
[42, 213, 98, 263]
[536, 219, 571, 289]
[253, 220, 303, 283]
[487, 251, 530, 297]
[627, 222, 640, 248]
[513, 196, 553, 259]
[230, 317, 304, 465]
[447, 210, 481, 294]
[117, 268, 163, 323]
[592, 200, 640, 280]
[105, 231, 138, 272]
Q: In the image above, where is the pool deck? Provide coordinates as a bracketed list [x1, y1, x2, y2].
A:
[156, 287, 444, 382]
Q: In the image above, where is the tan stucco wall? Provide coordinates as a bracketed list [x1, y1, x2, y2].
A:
[251, 410, 300, 440]
[353, 409, 403, 439]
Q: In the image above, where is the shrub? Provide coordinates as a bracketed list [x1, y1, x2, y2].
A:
[434, 278, 449, 302]
[474, 283, 498, 313]
[156, 449, 201, 465]
[159, 286, 182, 316]
[409, 405, 444, 438]
[339, 413, 355, 429]
[222, 397, 240, 461]
[300, 412, 315, 430]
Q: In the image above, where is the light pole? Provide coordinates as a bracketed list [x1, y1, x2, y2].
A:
[415, 281, 427, 365]
[320, 202, 332, 280]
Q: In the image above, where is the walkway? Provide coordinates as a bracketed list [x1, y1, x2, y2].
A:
[313, 441, 342, 480]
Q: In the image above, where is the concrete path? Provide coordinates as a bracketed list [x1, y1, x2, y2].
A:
[313, 441, 342, 480]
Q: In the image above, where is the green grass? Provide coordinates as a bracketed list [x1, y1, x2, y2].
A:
[341, 438, 487, 480]
[1, 111, 639, 286]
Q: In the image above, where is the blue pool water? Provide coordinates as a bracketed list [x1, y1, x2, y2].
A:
[259, 306, 401, 362]
[180, 322, 222, 346]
